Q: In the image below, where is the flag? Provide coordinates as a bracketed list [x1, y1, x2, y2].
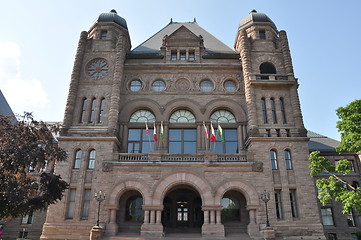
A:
[160, 121, 164, 141]
[145, 121, 149, 136]
[153, 122, 158, 142]
[217, 122, 224, 142]
[210, 122, 217, 142]
[203, 122, 210, 139]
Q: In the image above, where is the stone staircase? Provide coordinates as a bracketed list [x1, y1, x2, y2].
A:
[103, 232, 253, 240]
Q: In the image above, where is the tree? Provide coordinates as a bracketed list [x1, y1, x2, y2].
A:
[0, 113, 69, 219]
[309, 99, 361, 213]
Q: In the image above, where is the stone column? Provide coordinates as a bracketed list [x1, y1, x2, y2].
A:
[156, 210, 162, 224]
[210, 210, 215, 224]
[63, 31, 88, 129]
[216, 210, 222, 224]
[141, 206, 163, 237]
[150, 210, 155, 224]
[204, 210, 209, 224]
[105, 206, 118, 236]
[144, 210, 150, 224]
[202, 207, 224, 237]
[247, 206, 260, 239]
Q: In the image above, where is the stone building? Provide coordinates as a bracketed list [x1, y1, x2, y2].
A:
[36, 9, 358, 240]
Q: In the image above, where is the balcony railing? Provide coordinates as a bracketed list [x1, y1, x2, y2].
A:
[113, 153, 248, 163]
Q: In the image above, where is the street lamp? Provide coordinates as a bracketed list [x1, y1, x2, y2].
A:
[94, 190, 106, 226]
[260, 190, 271, 227]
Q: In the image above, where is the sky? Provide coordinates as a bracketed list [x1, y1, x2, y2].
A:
[0, 0, 360, 141]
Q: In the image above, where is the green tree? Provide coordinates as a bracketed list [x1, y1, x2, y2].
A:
[309, 99, 361, 213]
[0, 113, 69, 219]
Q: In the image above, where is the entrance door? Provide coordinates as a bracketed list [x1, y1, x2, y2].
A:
[162, 186, 203, 233]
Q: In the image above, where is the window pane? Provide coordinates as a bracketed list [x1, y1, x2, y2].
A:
[224, 80, 236, 92]
[224, 129, 237, 140]
[130, 110, 155, 123]
[128, 129, 141, 140]
[169, 129, 182, 141]
[130, 80, 142, 91]
[169, 142, 182, 154]
[226, 142, 238, 154]
[200, 80, 214, 92]
[152, 80, 165, 92]
[210, 110, 236, 123]
[184, 129, 196, 141]
[184, 142, 196, 154]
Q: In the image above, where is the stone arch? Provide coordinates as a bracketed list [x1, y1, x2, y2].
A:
[253, 55, 285, 75]
[214, 180, 260, 207]
[108, 179, 152, 206]
[152, 172, 213, 206]
[163, 98, 203, 121]
[118, 98, 162, 122]
[204, 99, 247, 122]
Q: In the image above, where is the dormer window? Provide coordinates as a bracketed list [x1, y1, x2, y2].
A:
[189, 51, 195, 61]
[180, 51, 186, 60]
[259, 30, 266, 40]
[100, 30, 107, 40]
[171, 51, 177, 61]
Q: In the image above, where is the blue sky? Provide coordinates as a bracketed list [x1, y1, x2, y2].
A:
[0, 0, 360, 141]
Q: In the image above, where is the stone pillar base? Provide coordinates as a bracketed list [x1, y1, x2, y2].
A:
[262, 227, 275, 240]
[201, 224, 225, 237]
[105, 222, 118, 236]
[90, 226, 103, 240]
[247, 223, 261, 239]
[141, 223, 164, 237]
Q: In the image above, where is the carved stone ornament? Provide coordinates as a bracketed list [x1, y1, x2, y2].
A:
[252, 162, 263, 172]
[175, 78, 191, 91]
[102, 161, 113, 172]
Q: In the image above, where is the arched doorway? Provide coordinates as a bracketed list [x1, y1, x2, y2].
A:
[162, 185, 203, 233]
[221, 190, 249, 235]
[116, 190, 144, 234]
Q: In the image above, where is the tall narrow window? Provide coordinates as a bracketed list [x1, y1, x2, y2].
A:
[321, 208, 334, 226]
[81, 189, 91, 219]
[289, 190, 298, 218]
[270, 98, 277, 123]
[188, 50, 195, 61]
[259, 30, 266, 39]
[66, 189, 77, 219]
[73, 150, 82, 169]
[88, 150, 96, 169]
[90, 98, 96, 123]
[261, 98, 268, 123]
[171, 51, 177, 60]
[346, 210, 356, 227]
[180, 51, 186, 60]
[270, 150, 278, 170]
[100, 30, 107, 39]
[285, 150, 293, 170]
[98, 98, 105, 123]
[275, 190, 283, 219]
[280, 98, 287, 124]
[22, 210, 34, 224]
[80, 98, 87, 123]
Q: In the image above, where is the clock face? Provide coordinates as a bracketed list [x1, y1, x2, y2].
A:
[87, 59, 109, 79]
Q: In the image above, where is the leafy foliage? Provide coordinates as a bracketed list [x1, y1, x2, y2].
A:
[0, 113, 69, 219]
[309, 151, 361, 213]
[336, 99, 361, 153]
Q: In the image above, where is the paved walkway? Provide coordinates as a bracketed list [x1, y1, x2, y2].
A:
[104, 232, 253, 240]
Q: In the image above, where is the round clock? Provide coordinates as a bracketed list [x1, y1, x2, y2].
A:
[87, 59, 109, 79]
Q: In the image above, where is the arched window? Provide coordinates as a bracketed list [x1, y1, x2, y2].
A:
[88, 150, 96, 169]
[270, 150, 278, 170]
[261, 98, 268, 124]
[260, 62, 276, 74]
[285, 150, 292, 170]
[221, 197, 240, 222]
[280, 98, 287, 124]
[80, 98, 87, 123]
[270, 98, 277, 124]
[210, 110, 236, 123]
[90, 98, 96, 123]
[129, 110, 156, 123]
[98, 98, 106, 123]
[73, 150, 82, 169]
[126, 196, 144, 222]
[169, 110, 195, 123]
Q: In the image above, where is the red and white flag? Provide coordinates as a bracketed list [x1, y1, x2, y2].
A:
[153, 122, 158, 143]
[210, 122, 217, 142]
[145, 121, 149, 136]
[203, 122, 210, 139]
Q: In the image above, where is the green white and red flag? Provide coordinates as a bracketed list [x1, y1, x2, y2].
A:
[160, 121, 164, 141]
[217, 122, 224, 142]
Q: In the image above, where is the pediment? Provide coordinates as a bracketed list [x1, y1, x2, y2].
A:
[164, 25, 203, 47]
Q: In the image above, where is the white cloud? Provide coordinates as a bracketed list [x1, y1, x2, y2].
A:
[0, 42, 48, 111]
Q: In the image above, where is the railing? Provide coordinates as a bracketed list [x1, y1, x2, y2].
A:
[254, 74, 289, 81]
[113, 153, 248, 163]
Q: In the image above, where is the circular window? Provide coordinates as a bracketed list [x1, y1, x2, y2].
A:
[223, 80, 236, 92]
[152, 80, 166, 92]
[129, 80, 142, 92]
[87, 58, 109, 79]
[199, 80, 214, 92]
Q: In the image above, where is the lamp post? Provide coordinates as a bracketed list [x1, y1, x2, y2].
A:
[260, 190, 271, 227]
[94, 190, 106, 226]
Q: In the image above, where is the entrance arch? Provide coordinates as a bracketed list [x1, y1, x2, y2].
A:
[162, 185, 203, 233]
[117, 190, 144, 234]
